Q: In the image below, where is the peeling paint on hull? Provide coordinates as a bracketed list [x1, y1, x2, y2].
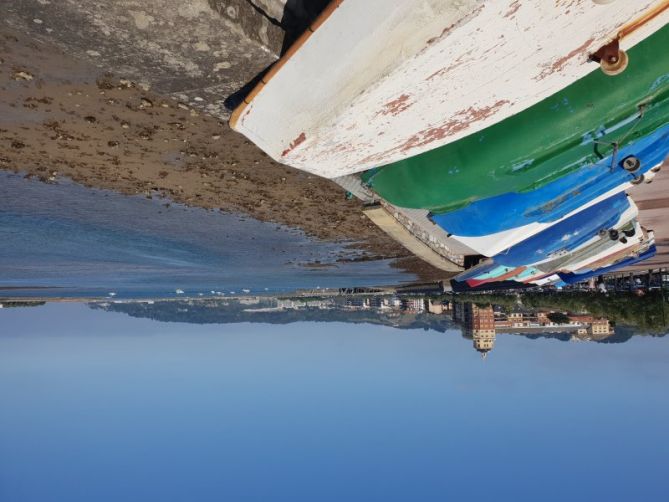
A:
[232, 0, 669, 178]
[364, 24, 669, 212]
[432, 123, 669, 256]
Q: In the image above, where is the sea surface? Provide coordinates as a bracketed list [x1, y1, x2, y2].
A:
[3, 174, 667, 501]
[0, 172, 413, 297]
[1, 303, 667, 502]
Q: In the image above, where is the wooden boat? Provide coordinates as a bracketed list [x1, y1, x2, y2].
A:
[558, 241, 657, 285]
[453, 193, 636, 287]
[525, 224, 653, 286]
[514, 221, 645, 285]
[231, 0, 669, 178]
[429, 123, 669, 256]
[550, 224, 647, 273]
[457, 230, 648, 289]
[492, 222, 652, 286]
[363, 24, 669, 212]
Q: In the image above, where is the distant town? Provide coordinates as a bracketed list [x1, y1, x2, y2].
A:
[3, 274, 666, 352]
[270, 296, 614, 357]
[79, 291, 630, 358]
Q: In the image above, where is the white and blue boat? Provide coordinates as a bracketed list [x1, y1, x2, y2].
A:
[431, 123, 668, 257]
[557, 243, 657, 285]
[452, 192, 637, 288]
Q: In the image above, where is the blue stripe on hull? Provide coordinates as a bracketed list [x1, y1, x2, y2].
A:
[454, 193, 631, 282]
[558, 246, 657, 285]
[432, 124, 669, 237]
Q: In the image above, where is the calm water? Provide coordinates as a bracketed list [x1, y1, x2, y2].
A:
[0, 172, 413, 297]
[1, 303, 668, 502]
[2, 174, 668, 501]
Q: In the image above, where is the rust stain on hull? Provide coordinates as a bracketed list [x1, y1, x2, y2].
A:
[401, 99, 512, 150]
[281, 132, 306, 157]
[425, 50, 472, 81]
[536, 38, 594, 80]
[361, 99, 510, 165]
[504, 0, 522, 18]
[426, 4, 485, 46]
[555, 0, 581, 8]
[377, 94, 413, 117]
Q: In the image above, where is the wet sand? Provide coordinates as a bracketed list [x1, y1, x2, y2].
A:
[0, 27, 447, 281]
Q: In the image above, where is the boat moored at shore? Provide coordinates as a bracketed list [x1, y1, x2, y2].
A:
[429, 123, 669, 256]
[362, 24, 669, 213]
[231, 1, 669, 178]
[452, 193, 639, 288]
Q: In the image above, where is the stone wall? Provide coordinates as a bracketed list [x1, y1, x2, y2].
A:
[2, 0, 280, 119]
[213, 0, 332, 50]
[207, 0, 285, 55]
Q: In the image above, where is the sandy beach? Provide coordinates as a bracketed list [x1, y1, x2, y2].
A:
[0, 27, 446, 280]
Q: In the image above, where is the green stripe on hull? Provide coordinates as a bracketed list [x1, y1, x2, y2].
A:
[364, 25, 669, 213]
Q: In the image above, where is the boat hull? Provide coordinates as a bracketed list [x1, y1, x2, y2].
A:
[364, 24, 669, 212]
[232, 0, 669, 178]
[430, 124, 669, 256]
[453, 193, 638, 286]
[558, 244, 657, 285]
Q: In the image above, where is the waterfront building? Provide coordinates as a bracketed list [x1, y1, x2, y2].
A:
[494, 319, 513, 329]
[401, 298, 425, 313]
[473, 331, 496, 359]
[462, 304, 496, 358]
[277, 299, 297, 310]
[568, 314, 595, 325]
[346, 297, 370, 310]
[452, 302, 464, 323]
[590, 319, 612, 336]
[427, 300, 445, 315]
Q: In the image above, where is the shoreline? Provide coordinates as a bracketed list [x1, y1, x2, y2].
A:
[0, 26, 448, 281]
[0, 286, 63, 291]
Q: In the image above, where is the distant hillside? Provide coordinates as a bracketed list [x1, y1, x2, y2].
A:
[89, 299, 456, 333]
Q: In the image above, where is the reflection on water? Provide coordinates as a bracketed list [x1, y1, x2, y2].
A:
[4, 291, 667, 352]
[452, 302, 618, 358]
[81, 290, 668, 350]
[1, 301, 668, 502]
[2, 172, 669, 500]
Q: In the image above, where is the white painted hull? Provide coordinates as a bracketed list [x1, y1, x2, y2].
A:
[560, 223, 642, 273]
[231, 0, 669, 178]
[566, 223, 648, 273]
[530, 275, 561, 287]
[530, 229, 655, 285]
[446, 172, 657, 257]
[531, 202, 640, 268]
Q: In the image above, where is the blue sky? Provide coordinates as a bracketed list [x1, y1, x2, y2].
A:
[1, 303, 668, 502]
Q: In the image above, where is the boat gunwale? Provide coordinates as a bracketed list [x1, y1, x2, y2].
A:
[229, 0, 344, 131]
